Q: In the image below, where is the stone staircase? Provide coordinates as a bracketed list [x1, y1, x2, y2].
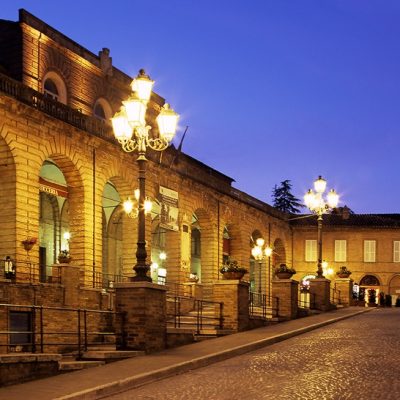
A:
[167, 304, 234, 340]
[58, 345, 145, 372]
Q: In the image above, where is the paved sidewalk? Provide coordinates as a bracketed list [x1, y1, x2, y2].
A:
[0, 307, 371, 400]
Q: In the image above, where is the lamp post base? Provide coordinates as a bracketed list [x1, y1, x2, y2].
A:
[132, 264, 152, 282]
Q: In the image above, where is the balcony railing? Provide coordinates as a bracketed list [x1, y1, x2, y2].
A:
[0, 72, 114, 142]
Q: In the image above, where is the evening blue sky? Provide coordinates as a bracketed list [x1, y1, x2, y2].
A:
[2, 1, 400, 213]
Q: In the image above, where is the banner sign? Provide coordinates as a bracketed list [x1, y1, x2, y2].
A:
[39, 177, 68, 198]
[159, 186, 179, 231]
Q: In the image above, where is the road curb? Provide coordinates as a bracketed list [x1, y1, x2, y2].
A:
[56, 309, 371, 400]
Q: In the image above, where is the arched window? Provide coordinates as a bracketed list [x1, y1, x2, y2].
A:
[222, 226, 231, 264]
[44, 79, 59, 100]
[93, 98, 112, 122]
[94, 103, 106, 120]
[191, 228, 201, 257]
[42, 71, 67, 104]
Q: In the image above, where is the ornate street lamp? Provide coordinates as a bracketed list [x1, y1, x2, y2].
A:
[304, 176, 339, 278]
[251, 237, 273, 295]
[111, 69, 179, 281]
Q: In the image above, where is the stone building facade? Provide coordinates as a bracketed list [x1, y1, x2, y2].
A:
[292, 212, 400, 300]
[0, 9, 400, 312]
[0, 9, 291, 302]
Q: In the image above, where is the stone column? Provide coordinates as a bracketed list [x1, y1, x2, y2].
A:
[272, 279, 299, 320]
[115, 282, 167, 353]
[309, 278, 331, 311]
[56, 264, 80, 307]
[213, 280, 249, 332]
[334, 278, 353, 307]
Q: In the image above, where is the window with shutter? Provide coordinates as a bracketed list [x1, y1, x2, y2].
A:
[335, 240, 347, 262]
[394, 241, 400, 263]
[364, 240, 376, 262]
[305, 240, 317, 262]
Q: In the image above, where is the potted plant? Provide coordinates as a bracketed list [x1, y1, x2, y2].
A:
[21, 237, 37, 251]
[220, 260, 248, 280]
[188, 272, 199, 282]
[58, 249, 72, 264]
[275, 263, 296, 279]
[336, 266, 351, 278]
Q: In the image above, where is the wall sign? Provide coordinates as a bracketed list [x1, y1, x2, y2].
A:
[159, 186, 179, 231]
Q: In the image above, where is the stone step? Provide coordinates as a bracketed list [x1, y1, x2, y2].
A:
[81, 350, 144, 362]
[59, 360, 105, 371]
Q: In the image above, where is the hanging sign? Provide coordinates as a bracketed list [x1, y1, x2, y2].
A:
[39, 177, 68, 198]
[159, 186, 179, 231]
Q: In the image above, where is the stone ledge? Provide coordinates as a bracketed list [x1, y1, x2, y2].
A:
[0, 353, 62, 363]
[214, 280, 250, 286]
[114, 282, 167, 291]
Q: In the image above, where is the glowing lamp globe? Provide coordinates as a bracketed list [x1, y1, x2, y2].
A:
[123, 96, 147, 128]
[111, 110, 133, 141]
[130, 69, 154, 102]
[157, 103, 179, 141]
[314, 176, 327, 193]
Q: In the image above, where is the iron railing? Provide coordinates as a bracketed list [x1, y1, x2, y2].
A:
[91, 272, 131, 289]
[0, 261, 61, 285]
[0, 303, 124, 358]
[249, 292, 280, 319]
[167, 296, 223, 335]
[330, 287, 342, 306]
[298, 289, 316, 309]
[166, 282, 198, 298]
[0, 72, 114, 142]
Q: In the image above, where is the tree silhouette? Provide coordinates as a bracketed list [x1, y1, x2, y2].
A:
[272, 180, 303, 214]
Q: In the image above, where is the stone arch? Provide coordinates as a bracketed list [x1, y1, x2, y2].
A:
[94, 97, 112, 122]
[388, 275, 400, 295]
[249, 229, 264, 293]
[191, 208, 216, 292]
[39, 191, 60, 281]
[0, 135, 16, 261]
[272, 238, 287, 268]
[42, 70, 68, 104]
[359, 274, 381, 287]
[40, 154, 85, 275]
[102, 175, 137, 277]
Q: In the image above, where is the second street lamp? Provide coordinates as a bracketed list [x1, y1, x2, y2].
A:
[251, 238, 273, 295]
[111, 69, 179, 282]
[304, 176, 339, 279]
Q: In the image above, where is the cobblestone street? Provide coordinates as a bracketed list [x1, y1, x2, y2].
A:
[105, 308, 400, 400]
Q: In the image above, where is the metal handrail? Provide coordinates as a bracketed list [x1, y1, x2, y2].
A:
[166, 296, 223, 334]
[0, 303, 124, 357]
[91, 271, 131, 289]
[249, 292, 279, 319]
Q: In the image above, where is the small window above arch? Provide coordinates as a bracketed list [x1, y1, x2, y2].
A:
[42, 71, 67, 104]
[93, 98, 112, 122]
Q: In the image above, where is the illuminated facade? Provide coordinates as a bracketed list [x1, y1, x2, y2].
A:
[0, 9, 399, 306]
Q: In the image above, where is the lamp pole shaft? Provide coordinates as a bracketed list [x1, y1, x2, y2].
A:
[258, 260, 262, 294]
[317, 213, 323, 278]
[268, 256, 271, 306]
[133, 153, 151, 282]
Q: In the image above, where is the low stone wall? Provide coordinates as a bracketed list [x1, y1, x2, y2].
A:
[0, 353, 61, 387]
[0, 279, 115, 354]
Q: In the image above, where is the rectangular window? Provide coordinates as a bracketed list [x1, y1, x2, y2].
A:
[364, 240, 376, 262]
[335, 240, 347, 262]
[394, 241, 400, 263]
[305, 240, 317, 262]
